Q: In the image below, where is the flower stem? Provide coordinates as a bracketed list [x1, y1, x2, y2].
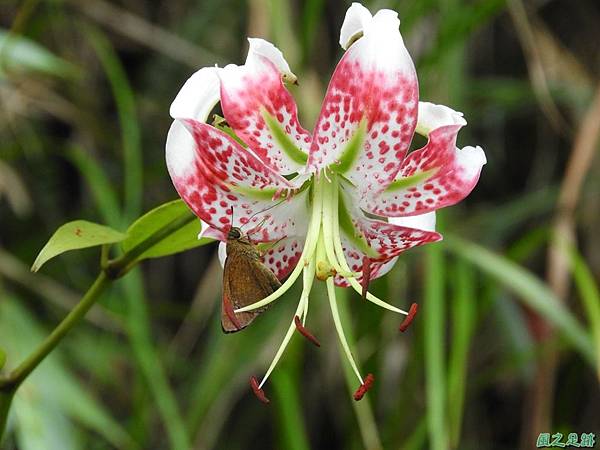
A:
[0, 390, 14, 442]
[106, 213, 196, 278]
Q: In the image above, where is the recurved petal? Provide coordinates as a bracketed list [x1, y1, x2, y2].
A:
[309, 9, 418, 194]
[219, 55, 311, 175]
[335, 189, 441, 286]
[166, 119, 306, 241]
[339, 3, 373, 50]
[246, 38, 297, 84]
[170, 67, 221, 122]
[334, 219, 440, 287]
[362, 124, 486, 217]
[415, 102, 466, 136]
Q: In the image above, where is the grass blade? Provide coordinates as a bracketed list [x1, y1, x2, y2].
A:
[424, 245, 449, 450]
[569, 246, 600, 380]
[447, 260, 476, 448]
[444, 235, 595, 365]
[84, 25, 142, 223]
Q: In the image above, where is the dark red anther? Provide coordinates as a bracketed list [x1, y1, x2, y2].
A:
[361, 256, 372, 300]
[294, 315, 321, 347]
[353, 373, 375, 401]
[399, 303, 419, 332]
[250, 376, 270, 404]
[223, 294, 242, 330]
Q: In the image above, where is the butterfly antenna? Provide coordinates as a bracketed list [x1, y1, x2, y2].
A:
[240, 198, 287, 231]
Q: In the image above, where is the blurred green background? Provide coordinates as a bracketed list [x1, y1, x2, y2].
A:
[1, 0, 599, 449]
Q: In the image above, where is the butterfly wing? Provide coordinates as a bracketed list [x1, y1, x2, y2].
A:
[222, 243, 282, 333]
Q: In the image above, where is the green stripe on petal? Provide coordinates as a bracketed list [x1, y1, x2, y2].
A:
[227, 183, 279, 200]
[338, 189, 379, 259]
[262, 109, 308, 165]
[212, 114, 248, 148]
[385, 168, 438, 192]
[331, 118, 367, 174]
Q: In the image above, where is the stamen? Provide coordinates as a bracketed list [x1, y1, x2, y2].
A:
[321, 177, 357, 278]
[326, 277, 363, 385]
[361, 256, 372, 300]
[294, 315, 321, 347]
[399, 303, 419, 332]
[256, 262, 315, 390]
[223, 294, 242, 330]
[347, 278, 410, 315]
[250, 376, 270, 404]
[353, 373, 375, 401]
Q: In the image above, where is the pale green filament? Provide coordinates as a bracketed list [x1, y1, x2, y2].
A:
[321, 175, 357, 278]
[258, 258, 315, 389]
[326, 277, 363, 385]
[331, 182, 410, 316]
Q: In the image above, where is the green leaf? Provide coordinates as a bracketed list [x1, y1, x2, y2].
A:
[0, 348, 5, 370]
[122, 200, 211, 260]
[31, 221, 126, 272]
[0, 29, 79, 78]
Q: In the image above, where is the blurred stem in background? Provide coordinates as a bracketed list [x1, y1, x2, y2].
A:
[447, 261, 476, 448]
[424, 243, 448, 450]
[336, 287, 383, 450]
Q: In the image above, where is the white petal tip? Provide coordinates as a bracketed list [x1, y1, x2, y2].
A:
[416, 102, 467, 136]
[246, 37, 296, 81]
[169, 67, 221, 121]
[339, 3, 373, 49]
[460, 145, 487, 166]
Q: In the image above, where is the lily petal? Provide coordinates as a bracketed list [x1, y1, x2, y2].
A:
[170, 67, 220, 122]
[260, 236, 304, 280]
[415, 102, 466, 136]
[363, 124, 486, 217]
[335, 189, 441, 286]
[339, 2, 373, 50]
[220, 55, 311, 175]
[166, 119, 306, 241]
[334, 220, 441, 287]
[309, 9, 418, 195]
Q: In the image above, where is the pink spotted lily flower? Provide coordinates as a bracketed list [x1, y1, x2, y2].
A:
[166, 2, 486, 402]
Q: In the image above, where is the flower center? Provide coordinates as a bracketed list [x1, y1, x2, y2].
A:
[234, 172, 417, 402]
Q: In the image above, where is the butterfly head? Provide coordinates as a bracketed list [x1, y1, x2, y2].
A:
[227, 227, 243, 241]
